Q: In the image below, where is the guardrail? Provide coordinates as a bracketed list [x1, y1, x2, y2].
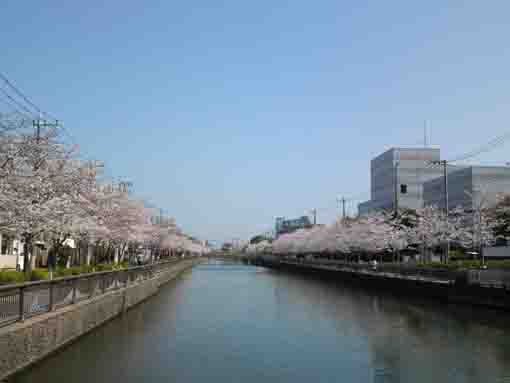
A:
[258, 255, 462, 283]
[467, 269, 510, 289]
[0, 259, 181, 328]
[260, 255, 510, 288]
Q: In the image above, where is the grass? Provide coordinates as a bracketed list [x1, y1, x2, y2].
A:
[0, 262, 132, 285]
[0, 269, 26, 284]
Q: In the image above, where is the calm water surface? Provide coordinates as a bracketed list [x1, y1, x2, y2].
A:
[12, 260, 510, 382]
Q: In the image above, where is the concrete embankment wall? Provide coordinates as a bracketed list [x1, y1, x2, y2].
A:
[0, 259, 198, 380]
[259, 257, 510, 310]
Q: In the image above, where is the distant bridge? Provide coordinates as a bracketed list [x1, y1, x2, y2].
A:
[205, 252, 255, 263]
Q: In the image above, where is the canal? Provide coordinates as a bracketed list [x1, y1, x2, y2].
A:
[11, 260, 510, 382]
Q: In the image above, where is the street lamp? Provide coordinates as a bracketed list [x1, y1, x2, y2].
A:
[14, 247, 20, 272]
[464, 189, 487, 268]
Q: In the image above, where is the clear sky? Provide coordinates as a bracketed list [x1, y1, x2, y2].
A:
[2, 1, 510, 242]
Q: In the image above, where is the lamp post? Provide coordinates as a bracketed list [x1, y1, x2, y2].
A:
[464, 188, 487, 268]
[14, 247, 20, 272]
[394, 150, 400, 214]
[431, 160, 449, 263]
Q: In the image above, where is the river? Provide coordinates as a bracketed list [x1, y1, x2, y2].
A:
[11, 260, 510, 382]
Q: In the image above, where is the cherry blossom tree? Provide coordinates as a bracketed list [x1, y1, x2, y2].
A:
[456, 191, 498, 263]
[0, 128, 98, 274]
[0, 115, 201, 272]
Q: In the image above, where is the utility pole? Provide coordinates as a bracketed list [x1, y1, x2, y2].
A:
[394, 150, 400, 214]
[336, 197, 347, 220]
[431, 159, 449, 262]
[34, 119, 40, 143]
[424, 120, 428, 148]
[25, 119, 60, 274]
[429, 159, 449, 212]
[443, 160, 450, 264]
[33, 119, 59, 143]
[312, 209, 317, 225]
[442, 160, 449, 214]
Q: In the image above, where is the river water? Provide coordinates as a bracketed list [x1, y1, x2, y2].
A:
[11, 260, 510, 382]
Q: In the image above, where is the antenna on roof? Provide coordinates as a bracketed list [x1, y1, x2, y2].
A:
[424, 120, 428, 148]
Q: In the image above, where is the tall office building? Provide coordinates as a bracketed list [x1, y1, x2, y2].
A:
[423, 166, 510, 210]
[358, 147, 445, 215]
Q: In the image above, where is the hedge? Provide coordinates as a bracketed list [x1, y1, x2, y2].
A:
[0, 262, 132, 285]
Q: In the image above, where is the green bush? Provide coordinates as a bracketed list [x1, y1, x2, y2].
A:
[485, 260, 510, 269]
[458, 260, 481, 269]
[0, 262, 133, 285]
[31, 269, 49, 281]
[416, 261, 461, 271]
[79, 265, 95, 274]
[0, 270, 26, 284]
[449, 249, 466, 260]
[55, 268, 74, 278]
[69, 266, 91, 276]
[118, 261, 129, 269]
[95, 264, 115, 272]
[56, 265, 96, 277]
[417, 261, 449, 269]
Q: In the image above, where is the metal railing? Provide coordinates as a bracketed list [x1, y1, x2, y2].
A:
[261, 255, 460, 284]
[0, 259, 181, 328]
[258, 255, 510, 289]
[467, 269, 510, 288]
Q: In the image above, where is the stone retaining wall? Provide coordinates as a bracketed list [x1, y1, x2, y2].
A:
[258, 256, 510, 310]
[0, 259, 198, 380]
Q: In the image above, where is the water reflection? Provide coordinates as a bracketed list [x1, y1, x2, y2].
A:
[269, 270, 510, 382]
[11, 261, 510, 383]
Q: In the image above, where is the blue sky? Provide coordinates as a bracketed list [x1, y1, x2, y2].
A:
[2, 1, 510, 242]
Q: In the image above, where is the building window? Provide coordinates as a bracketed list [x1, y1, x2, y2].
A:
[1, 235, 15, 255]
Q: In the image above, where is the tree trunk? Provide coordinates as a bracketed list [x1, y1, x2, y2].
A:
[109, 246, 115, 263]
[23, 234, 33, 277]
[77, 245, 82, 266]
[120, 243, 127, 263]
[86, 244, 93, 266]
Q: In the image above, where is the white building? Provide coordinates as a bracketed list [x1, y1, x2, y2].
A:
[0, 233, 23, 269]
[359, 147, 456, 215]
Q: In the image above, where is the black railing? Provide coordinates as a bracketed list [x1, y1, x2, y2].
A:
[0, 259, 181, 328]
[260, 255, 510, 288]
[260, 256, 460, 284]
[467, 269, 510, 288]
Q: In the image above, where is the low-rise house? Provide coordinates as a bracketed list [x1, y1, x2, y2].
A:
[0, 232, 23, 269]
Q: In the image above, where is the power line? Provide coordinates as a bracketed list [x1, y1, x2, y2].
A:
[448, 131, 510, 163]
[0, 95, 32, 119]
[0, 72, 63, 125]
[0, 72, 58, 120]
[338, 192, 368, 202]
[0, 86, 36, 117]
[0, 73, 81, 152]
[0, 73, 75, 144]
[338, 193, 370, 218]
[0, 73, 104, 184]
